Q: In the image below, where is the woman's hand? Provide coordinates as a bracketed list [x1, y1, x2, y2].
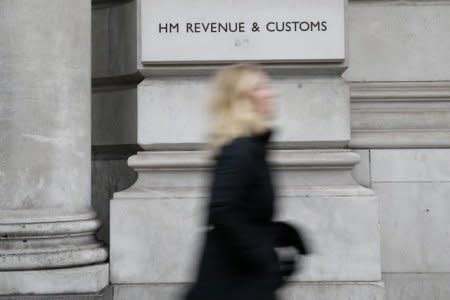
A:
[271, 221, 312, 255]
[273, 246, 301, 287]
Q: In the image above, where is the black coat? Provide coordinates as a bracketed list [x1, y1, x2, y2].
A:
[184, 129, 309, 300]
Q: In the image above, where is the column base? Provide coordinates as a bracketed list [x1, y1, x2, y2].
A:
[0, 210, 108, 270]
[0, 264, 109, 295]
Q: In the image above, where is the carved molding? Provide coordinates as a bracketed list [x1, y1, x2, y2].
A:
[113, 149, 373, 200]
[126, 149, 361, 172]
[350, 81, 450, 148]
[0, 209, 107, 270]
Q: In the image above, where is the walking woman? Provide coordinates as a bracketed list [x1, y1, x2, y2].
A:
[184, 64, 309, 300]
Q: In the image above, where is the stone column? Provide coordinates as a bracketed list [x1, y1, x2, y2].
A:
[0, 0, 108, 295]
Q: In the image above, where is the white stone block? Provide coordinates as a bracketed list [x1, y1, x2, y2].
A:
[137, 76, 350, 148]
[375, 182, 450, 272]
[110, 197, 204, 284]
[371, 150, 450, 182]
[110, 195, 381, 283]
[137, 78, 209, 147]
[113, 284, 184, 300]
[345, 2, 450, 81]
[384, 272, 450, 300]
[140, 0, 345, 63]
[278, 196, 381, 282]
[0, 264, 109, 295]
[280, 281, 384, 300]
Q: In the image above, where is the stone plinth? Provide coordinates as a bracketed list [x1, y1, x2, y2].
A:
[111, 150, 382, 299]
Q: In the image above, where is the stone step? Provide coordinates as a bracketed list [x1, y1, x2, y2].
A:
[0, 287, 111, 300]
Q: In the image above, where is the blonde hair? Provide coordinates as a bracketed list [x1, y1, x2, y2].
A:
[206, 64, 270, 156]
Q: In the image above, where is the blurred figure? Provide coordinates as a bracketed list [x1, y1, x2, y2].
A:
[183, 64, 310, 300]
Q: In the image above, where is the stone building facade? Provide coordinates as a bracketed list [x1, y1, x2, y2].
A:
[0, 0, 449, 299]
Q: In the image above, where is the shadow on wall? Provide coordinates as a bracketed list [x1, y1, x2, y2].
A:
[91, 153, 139, 245]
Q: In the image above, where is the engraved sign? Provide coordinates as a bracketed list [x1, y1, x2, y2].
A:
[140, 0, 345, 64]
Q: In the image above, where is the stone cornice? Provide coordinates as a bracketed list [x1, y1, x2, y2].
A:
[113, 149, 374, 199]
[350, 81, 450, 148]
[127, 149, 361, 172]
[138, 64, 349, 77]
[350, 81, 450, 102]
